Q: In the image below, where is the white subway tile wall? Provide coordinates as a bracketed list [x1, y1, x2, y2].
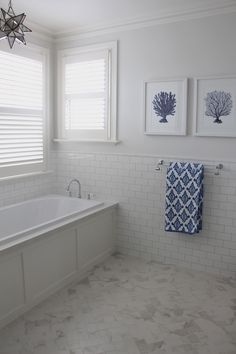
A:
[1, 151, 235, 277]
[0, 174, 53, 208]
[51, 150, 236, 277]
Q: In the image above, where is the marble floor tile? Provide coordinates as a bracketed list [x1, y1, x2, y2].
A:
[0, 254, 235, 354]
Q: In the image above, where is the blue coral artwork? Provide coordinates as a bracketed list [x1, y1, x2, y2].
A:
[204, 90, 233, 124]
[194, 76, 236, 136]
[152, 91, 176, 123]
[144, 78, 187, 135]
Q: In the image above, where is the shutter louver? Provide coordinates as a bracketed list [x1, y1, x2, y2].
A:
[64, 53, 108, 139]
[0, 50, 44, 172]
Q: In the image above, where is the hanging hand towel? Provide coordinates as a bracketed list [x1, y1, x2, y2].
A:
[165, 162, 204, 234]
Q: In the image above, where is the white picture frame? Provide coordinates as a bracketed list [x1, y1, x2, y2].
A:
[143, 77, 187, 136]
[194, 75, 236, 137]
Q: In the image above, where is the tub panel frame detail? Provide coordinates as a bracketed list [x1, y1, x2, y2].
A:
[0, 207, 115, 330]
[24, 227, 78, 303]
[0, 253, 25, 322]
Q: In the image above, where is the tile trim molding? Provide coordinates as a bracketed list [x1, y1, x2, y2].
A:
[52, 150, 236, 168]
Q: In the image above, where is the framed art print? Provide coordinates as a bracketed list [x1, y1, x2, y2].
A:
[144, 77, 187, 135]
[194, 75, 236, 137]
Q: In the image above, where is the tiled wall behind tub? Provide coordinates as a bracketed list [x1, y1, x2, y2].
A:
[0, 173, 53, 208]
[51, 150, 236, 277]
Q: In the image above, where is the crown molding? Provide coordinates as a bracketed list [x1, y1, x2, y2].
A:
[54, 1, 236, 42]
[24, 20, 54, 43]
[6, 1, 236, 44]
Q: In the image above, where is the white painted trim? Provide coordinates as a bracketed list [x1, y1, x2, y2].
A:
[57, 41, 117, 56]
[8, 2, 236, 44]
[53, 2, 236, 42]
[26, 20, 54, 37]
[56, 41, 118, 142]
[27, 29, 53, 44]
[53, 139, 121, 144]
[43, 47, 51, 173]
[193, 78, 199, 138]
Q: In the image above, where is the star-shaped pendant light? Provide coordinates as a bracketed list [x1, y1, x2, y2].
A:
[0, 0, 32, 48]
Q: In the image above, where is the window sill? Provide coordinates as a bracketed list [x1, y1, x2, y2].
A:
[53, 139, 121, 145]
[0, 170, 53, 183]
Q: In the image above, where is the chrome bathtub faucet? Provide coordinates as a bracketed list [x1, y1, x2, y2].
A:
[66, 179, 81, 198]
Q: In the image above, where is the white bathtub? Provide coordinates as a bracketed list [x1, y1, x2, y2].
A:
[0, 195, 103, 248]
[0, 195, 116, 330]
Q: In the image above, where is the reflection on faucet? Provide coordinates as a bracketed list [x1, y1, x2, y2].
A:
[66, 179, 81, 198]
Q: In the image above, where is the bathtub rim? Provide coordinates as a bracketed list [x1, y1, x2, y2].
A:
[0, 194, 101, 213]
[0, 195, 118, 252]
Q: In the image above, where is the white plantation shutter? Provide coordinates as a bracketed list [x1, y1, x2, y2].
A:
[0, 49, 46, 178]
[57, 42, 117, 142]
[61, 49, 110, 140]
[65, 57, 107, 131]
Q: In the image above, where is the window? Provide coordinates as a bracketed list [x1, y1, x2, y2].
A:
[57, 41, 117, 142]
[0, 45, 48, 178]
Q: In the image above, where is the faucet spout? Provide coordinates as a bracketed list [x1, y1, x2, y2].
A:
[66, 179, 82, 198]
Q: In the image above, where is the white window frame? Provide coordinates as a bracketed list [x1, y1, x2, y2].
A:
[0, 42, 49, 179]
[56, 41, 117, 143]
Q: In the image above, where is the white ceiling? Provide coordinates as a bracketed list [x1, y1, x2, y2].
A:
[0, 0, 235, 34]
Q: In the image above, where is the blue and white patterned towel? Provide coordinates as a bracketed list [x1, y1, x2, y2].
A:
[165, 162, 204, 234]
